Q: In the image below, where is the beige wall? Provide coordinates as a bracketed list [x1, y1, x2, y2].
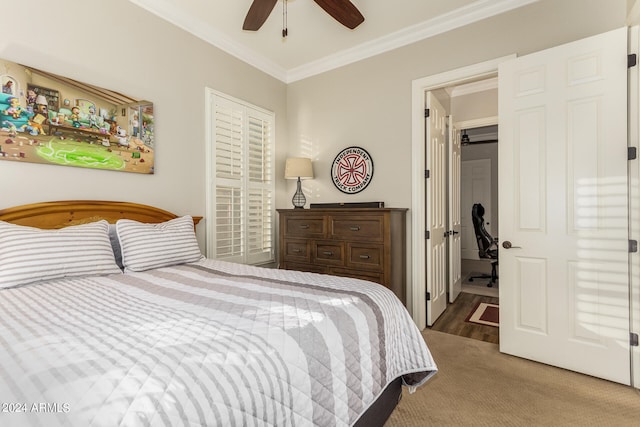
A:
[286, 0, 628, 302]
[0, 0, 288, 248]
[286, 0, 626, 208]
[0, 0, 629, 279]
[452, 89, 498, 124]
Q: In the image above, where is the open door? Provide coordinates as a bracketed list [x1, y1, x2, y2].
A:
[426, 92, 448, 325]
[448, 118, 462, 302]
[499, 27, 630, 384]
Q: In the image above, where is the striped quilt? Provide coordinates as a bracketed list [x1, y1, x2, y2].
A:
[0, 259, 437, 427]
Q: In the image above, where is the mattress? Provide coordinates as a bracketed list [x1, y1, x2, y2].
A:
[0, 259, 436, 427]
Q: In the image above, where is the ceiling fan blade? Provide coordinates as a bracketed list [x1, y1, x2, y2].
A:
[313, 0, 365, 29]
[243, 0, 278, 31]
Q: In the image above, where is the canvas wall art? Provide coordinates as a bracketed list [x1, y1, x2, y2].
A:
[0, 58, 154, 174]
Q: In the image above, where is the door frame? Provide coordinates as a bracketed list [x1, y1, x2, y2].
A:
[629, 26, 640, 389]
[411, 55, 514, 330]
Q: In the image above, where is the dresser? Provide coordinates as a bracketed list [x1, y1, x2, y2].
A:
[277, 208, 408, 305]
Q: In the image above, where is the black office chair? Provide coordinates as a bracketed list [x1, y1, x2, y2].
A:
[468, 203, 498, 287]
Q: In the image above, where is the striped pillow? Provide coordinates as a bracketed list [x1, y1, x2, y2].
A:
[116, 216, 203, 272]
[0, 220, 122, 288]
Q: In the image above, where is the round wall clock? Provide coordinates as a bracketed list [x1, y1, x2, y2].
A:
[331, 146, 374, 194]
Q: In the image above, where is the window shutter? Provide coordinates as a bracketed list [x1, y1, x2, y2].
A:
[209, 92, 274, 264]
[246, 111, 273, 264]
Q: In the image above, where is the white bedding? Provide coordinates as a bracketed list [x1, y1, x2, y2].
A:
[0, 259, 436, 427]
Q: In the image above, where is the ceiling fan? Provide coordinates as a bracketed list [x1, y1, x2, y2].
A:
[243, 0, 365, 32]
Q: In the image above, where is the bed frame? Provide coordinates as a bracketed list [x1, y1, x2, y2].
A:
[0, 200, 202, 228]
[0, 200, 401, 426]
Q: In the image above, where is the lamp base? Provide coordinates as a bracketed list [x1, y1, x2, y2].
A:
[292, 177, 306, 209]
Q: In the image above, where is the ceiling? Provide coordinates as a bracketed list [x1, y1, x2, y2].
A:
[129, 0, 538, 83]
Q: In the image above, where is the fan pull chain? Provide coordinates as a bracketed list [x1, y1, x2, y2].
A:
[282, 0, 288, 38]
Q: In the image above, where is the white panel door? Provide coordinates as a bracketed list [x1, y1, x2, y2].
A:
[449, 119, 462, 303]
[499, 27, 630, 384]
[461, 159, 492, 259]
[426, 92, 448, 325]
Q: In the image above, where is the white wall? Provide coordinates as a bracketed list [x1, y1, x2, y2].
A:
[286, 0, 628, 306]
[452, 89, 498, 124]
[453, 88, 499, 233]
[0, 0, 288, 249]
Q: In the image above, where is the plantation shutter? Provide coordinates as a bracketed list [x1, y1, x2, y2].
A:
[209, 93, 274, 264]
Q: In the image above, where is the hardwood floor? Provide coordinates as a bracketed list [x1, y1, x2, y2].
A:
[429, 291, 499, 344]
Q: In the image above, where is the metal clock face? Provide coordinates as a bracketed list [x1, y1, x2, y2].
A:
[331, 146, 374, 194]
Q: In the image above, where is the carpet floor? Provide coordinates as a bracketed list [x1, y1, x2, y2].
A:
[385, 330, 640, 426]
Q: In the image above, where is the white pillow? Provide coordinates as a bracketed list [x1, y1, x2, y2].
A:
[0, 220, 122, 288]
[116, 215, 203, 272]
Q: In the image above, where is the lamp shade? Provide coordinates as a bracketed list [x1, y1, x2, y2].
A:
[284, 157, 314, 179]
[35, 95, 47, 105]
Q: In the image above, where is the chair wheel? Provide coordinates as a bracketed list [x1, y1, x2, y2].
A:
[487, 283, 493, 288]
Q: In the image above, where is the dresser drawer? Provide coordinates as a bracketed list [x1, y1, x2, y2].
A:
[282, 239, 310, 262]
[277, 208, 407, 306]
[330, 215, 384, 242]
[347, 243, 383, 271]
[283, 215, 326, 238]
[313, 241, 344, 266]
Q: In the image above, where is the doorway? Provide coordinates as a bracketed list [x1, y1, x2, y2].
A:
[459, 124, 499, 299]
[425, 82, 500, 327]
[411, 56, 511, 330]
[431, 116, 500, 344]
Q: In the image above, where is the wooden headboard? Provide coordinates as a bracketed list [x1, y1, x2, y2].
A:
[0, 200, 202, 229]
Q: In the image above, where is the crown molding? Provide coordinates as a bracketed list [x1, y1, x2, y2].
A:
[286, 0, 538, 82]
[129, 0, 538, 84]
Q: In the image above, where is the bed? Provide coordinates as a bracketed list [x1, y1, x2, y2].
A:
[0, 200, 437, 427]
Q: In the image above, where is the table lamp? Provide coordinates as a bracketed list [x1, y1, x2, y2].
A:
[35, 95, 48, 113]
[284, 157, 314, 208]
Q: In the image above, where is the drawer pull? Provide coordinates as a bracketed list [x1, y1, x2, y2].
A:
[299, 224, 310, 229]
[322, 251, 334, 256]
[349, 226, 361, 231]
[292, 249, 302, 253]
[359, 254, 370, 260]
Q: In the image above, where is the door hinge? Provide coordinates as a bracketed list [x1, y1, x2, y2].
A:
[426, 292, 431, 301]
[425, 230, 430, 240]
[425, 108, 430, 118]
[629, 53, 637, 68]
[629, 147, 637, 160]
[631, 332, 639, 347]
[425, 169, 430, 178]
[630, 240, 638, 253]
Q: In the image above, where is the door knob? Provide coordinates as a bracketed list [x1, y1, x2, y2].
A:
[502, 241, 522, 249]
